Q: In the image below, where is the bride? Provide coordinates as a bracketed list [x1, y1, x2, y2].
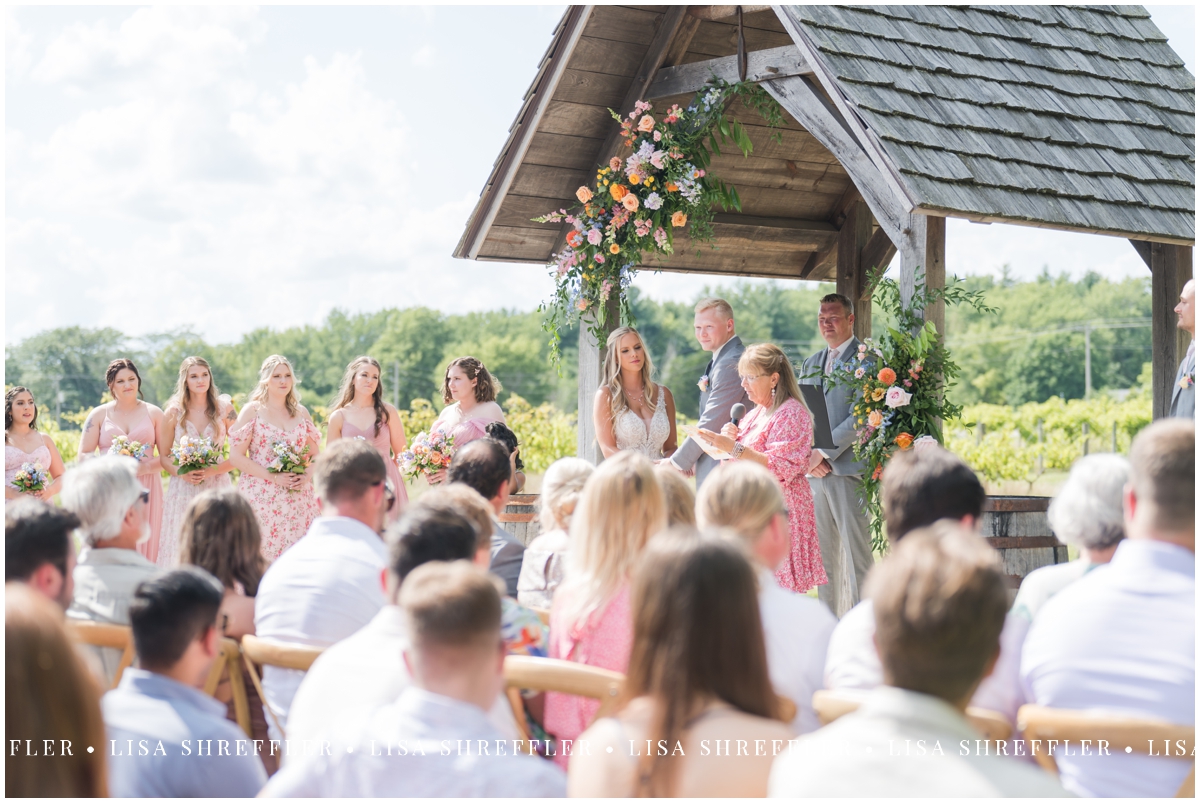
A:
[594, 326, 678, 461]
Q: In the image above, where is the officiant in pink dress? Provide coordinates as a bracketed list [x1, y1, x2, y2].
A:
[426, 357, 505, 484]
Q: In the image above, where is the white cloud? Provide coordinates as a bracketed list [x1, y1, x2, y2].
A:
[6, 7, 35, 78]
[410, 44, 436, 68]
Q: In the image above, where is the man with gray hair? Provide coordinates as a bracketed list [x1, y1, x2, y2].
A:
[1010, 453, 1129, 622]
[61, 455, 156, 684]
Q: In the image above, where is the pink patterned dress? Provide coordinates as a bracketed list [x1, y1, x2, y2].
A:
[340, 416, 408, 524]
[98, 410, 163, 564]
[5, 443, 51, 492]
[158, 409, 233, 568]
[544, 582, 633, 768]
[231, 414, 321, 561]
[737, 397, 828, 593]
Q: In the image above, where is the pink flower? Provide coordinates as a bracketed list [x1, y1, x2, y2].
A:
[653, 130, 662, 142]
[903, 379, 912, 387]
[609, 157, 622, 172]
[586, 228, 602, 245]
[637, 115, 655, 132]
[594, 254, 605, 263]
[884, 387, 912, 409]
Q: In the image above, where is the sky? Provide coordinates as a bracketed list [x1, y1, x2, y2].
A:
[5, 4, 1196, 346]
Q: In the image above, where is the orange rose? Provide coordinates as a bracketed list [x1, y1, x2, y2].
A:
[637, 114, 655, 132]
[895, 432, 914, 450]
[609, 243, 621, 254]
[575, 186, 593, 204]
[665, 181, 678, 192]
[566, 230, 583, 248]
[610, 184, 628, 201]
[867, 410, 884, 428]
[671, 211, 687, 227]
[878, 367, 897, 385]
[577, 299, 589, 311]
[872, 464, 883, 480]
[622, 194, 639, 212]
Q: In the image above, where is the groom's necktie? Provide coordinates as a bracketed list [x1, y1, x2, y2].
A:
[705, 359, 714, 377]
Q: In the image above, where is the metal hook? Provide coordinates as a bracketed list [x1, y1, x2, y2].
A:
[737, 6, 748, 82]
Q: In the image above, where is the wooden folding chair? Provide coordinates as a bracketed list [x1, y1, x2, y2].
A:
[813, 689, 1013, 742]
[203, 638, 252, 737]
[65, 620, 136, 689]
[238, 635, 325, 741]
[503, 655, 624, 743]
[1017, 704, 1196, 797]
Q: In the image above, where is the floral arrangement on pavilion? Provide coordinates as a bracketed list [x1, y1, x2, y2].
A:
[828, 269, 994, 551]
[535, 79, 782, 360]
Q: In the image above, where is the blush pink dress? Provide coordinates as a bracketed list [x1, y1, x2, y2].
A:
[98, 408, 164, 564]
[158, 408, 233, 568]
[231, 413, 321, 561]
[430, 402, 505, 452]
[5, 442, 51, 492]
[737, 397, 827, 593]
[544, 582, 634, 768]
[340, 415, 408, 524]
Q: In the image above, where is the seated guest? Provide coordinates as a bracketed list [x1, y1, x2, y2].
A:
[517, 457, 592, 609]
[61, 456, 156, 684]
[254, 438, 390, 739]
[696, 461, 836, 733]
[571, 532, 792, 796]
[6, 584, 107, 797]
[447, 438, 524, 597]
[285, 495, 520, 751]
[263, 562, 565, 797]
[103, 568, 268, 797]
[769, 524, 1067, 797]
[545, 450, 666, 767]
[485, 420, 526, 493]
[1021, 420, 1194, 798]
[6, 498, 78, 610]
[655, 462, 697, 527]
[1011, 453, 1129, 622]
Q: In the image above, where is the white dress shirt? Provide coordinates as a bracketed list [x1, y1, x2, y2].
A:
[68, 546, 159, 685]
[768, 686, 1069, 797]
[758, 568, 837, 733]
[1021, 539, 1195, 798]
[285, 604, 518, 756]
[824, 600, 1030, 726]
[262, 687, 566, 798]
[254, 516, 388, 739]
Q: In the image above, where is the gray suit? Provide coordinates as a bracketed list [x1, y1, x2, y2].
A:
[1170, 342, 1195, 419]
[800, 338, 874, 617]
[490, 522, 525, 598]
[672, 336, 751, 488]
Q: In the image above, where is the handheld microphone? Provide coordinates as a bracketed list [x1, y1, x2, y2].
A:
[730, 403, 746, 427]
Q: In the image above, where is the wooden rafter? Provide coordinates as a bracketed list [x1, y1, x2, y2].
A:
[645, 44, 812, 100]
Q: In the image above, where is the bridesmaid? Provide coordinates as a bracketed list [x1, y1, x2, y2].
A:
[156, 356, 238, 568]
[78, 359, 165, 562]
[326, 356, 408, 524]
[228, 354, 321, 561]
[5, 387, 66, 500]
[427, 356, 505, 484]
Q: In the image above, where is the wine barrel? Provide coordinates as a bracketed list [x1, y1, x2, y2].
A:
[980, 496, 1069, 590]
[499, 494, 542, 547]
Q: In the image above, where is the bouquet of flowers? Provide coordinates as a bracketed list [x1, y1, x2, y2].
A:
[171, 436, 220, 476]
[108, 436, 147, 460]
[828, 269, 993, 551]
[268, 440, 311, 491]
[11, 463, 49, 494]
[399, 430, 455, 482]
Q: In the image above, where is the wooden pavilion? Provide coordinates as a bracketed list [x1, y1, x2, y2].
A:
[455, 5, 1195, 459]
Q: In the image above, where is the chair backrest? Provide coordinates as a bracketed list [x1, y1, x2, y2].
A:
[240, 634, 324, 672]
[65, 620, 136, 689]
[813, 689, 1013, 742]
[504, 655, 624, 716]
[1017, 704, 1196, 796]
[203, 638, 252, 738]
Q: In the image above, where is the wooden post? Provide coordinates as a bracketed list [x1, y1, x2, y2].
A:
[836, 200, 873, 339]
[1150, 244, 1193, 419]
[576, 293, 623, 464]
[923, 216, 947, 334]
[897, 212, 945, 329]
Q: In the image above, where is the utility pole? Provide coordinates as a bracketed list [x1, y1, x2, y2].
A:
[1084, 324, 1092, 399]
[392, 362, 400, 409]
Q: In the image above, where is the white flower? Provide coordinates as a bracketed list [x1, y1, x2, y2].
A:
[884, 386, 912, 409]
[913, 435, 938, 452]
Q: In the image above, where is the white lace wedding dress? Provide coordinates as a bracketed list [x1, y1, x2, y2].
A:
[613, 384, 671, 459]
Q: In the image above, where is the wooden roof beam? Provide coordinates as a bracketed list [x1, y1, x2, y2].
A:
[688, 6, 773, 21]
[646, 44, 812, 100]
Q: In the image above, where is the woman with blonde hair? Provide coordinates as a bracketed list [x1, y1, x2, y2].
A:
[655, 462, 696, 527]
[696, 343, 826, 593]
[516, 457, 594, 609]
[6, 584, 108, 797]
[156, 356, 238, 567]
[427, 356, 505, 484]
[544, 450, 667, 766]
[229, 355, 321, 560]
[326, 356, 408, 523]
[594, 326, 678, 460]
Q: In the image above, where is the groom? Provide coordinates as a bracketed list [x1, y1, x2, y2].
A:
[669, 298, 750, 488]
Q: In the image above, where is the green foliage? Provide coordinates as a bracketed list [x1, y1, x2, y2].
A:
[6, 326, 129, 412]
[503, 395, 577, 474]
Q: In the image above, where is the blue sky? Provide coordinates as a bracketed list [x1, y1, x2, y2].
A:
[6, 5, 1195, 344]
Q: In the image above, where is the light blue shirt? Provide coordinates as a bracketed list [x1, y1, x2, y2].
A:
[102, 668, 267, 798]
[1021, 538, 1195, 797]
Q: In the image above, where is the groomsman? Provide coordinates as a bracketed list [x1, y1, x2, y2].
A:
[670, 298, 750, 488]
[800, 294, 873, 617]
[1170, 279, 1194, 418]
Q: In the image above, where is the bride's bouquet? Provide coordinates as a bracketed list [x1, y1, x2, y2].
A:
[11, 463, 48, 494]
[268, 440, 311, 491]
[109, 436, 147, 460]
[171, 436, 220, 476]
[399, 430, 454, 482]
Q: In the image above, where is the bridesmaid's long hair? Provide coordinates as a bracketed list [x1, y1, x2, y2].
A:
[248, 355, 300, 417]
[105, 358, 144, 400]
[5, 387, 38, 437]
[602, 327, 658, 420]
[179, 489, 267, 596]
[166, 357, 223, 439]
[331, 356, 388, 436]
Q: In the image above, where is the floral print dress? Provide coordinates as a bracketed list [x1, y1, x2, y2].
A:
[231, 415, 321, 561]
[158, 409, 232, 568]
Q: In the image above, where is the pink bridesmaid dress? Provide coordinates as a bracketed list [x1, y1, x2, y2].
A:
[430, 402, 505, 453]
[158, 409, 233, 568]
[340, 416, 408, 524]
[5, 442, 51, 492]
[97, 409, 164, 563]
